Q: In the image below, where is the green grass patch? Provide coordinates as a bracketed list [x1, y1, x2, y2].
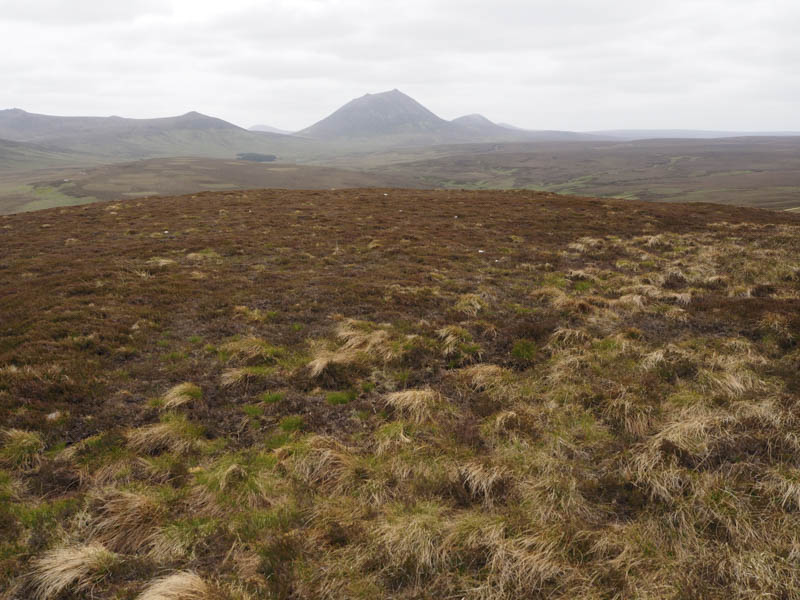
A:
[278, 415, 304, 433]
[326, 390, 357, 405]
[511, 339, 537, 362]
[261, 391, 285, 404]
[242, 404, 264, 418]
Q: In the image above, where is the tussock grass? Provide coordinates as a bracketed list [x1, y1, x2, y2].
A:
[385, 388, 442, 423]
[458, 461, 510, 506]
[548, 327, 590, 348]
[0, 363, 72, 389]
[137, 571, 214, 600]
[438, 325, 469, 356]
[437, 325, 481, 363]
[290, 436, 380, 498]
[460, 364, 506, 390]
[614, 293, 647, 310]
[163, 382, 202, 409]
[220, 366, 276, 388]
[1, 428, 45, 470]
[699, 368, 767, 398]
[127, 413, 207, 455]
[220, 337, 284, 363]
[147, 257, 177, 268]
[458, 364, 522, 405]
[30, 543, 118, 600]
[148, 518, 221, 563]
[337, 319, 396, 360]
[191, 450, 283, 514]
[306, 346, 347, 379]
[454, 293, 488, 317]
[233, 305, 272, 322]
[375, 501, 452, 580]
[4, 192, 800, 598]
[308, 318, 422, 378]
[90, 488, 166, 552]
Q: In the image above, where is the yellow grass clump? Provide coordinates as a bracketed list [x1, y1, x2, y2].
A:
[220, 337, 284, 363]
[136, 571, 214, 600]
[1, 428, 45, 470]
[162, 382, 202, 409]
[30, 544, 118, 600]
[385, 388, 442, 424]
[90, 489, 166, 553]
[126, 413, 207, 455]
[454, 293, 488, 317]
[307, 319, 416, 377]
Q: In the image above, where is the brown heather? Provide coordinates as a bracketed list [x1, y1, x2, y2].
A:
[1, 188, 800, 599]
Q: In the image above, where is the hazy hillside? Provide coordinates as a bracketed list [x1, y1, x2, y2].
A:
[0, 109, 310, 162]
[249, 124, 293, 135]
[0, 138, 92, 171]
[0, 109, 238, 142]
[451, 113, 516, 137]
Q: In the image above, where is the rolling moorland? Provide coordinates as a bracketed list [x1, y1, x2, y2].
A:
[2, 189, 800, 599]
[1, 90, 799, 214]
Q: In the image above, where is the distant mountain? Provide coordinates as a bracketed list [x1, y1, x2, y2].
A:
[249, 124, 293, 135]
[0, 109, 309, 162]
[297, 90, 605, 146]
[0, 109, 239, 142]
[454, 115, 604, 142]
[497, 122, 526, 131]
[298, 89, 456, 141]
[451, 114, 515, 136]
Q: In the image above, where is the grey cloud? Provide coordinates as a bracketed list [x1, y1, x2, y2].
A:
[0, 0, 797, 130]
[0, 0, 168, 23]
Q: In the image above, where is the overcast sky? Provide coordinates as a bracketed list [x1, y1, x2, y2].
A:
[1, 0, 798, 131]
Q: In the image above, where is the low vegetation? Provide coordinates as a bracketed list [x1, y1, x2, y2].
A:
[1, 189, 799, 598]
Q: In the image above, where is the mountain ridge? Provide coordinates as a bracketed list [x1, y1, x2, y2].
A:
[298, 89, 455, 140]
[296, 89, 606, 145]
[0, 108, 310, 162]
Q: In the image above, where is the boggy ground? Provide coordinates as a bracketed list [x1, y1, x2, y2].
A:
[1, 189, 800, 599]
